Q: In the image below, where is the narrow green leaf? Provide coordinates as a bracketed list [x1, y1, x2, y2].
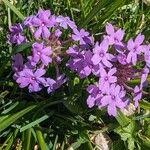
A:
[4, 129, 19, 150]
[53, 135, 58, 150]
[93, 0, 128, 32]
[2, 0, 24, 20]
[140, 101, 150, 110]
[79, 0, 110, 28]
[138, 132, 150, 148]
[24, 128, 32, 150]
[20, 112, 54, 132]
[0, 105, 37, 132]
[35, 125, 48, 150]
[2, 101, 19, 114]
[0, 132, 13, 150]
[61, 141, 65, 150]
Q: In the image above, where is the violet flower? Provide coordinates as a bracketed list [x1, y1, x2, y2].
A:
[105, 23, 124, 47]
[72, 29, 89, 44]
[16, 68, 46, 92]
[12, 54, 24, 72]
[67, 48, 93, 78]
[86, 84, 102, 108]
[32, 42, 52, 66]
[31, 9, 52, 39]
[127, 34, 144, 65]
[99, 84, 128, 116]
[8, 24, 26, 45]
[91, 40, 114, 68]
[56, 16, 77, 29]
[99, 67, 117, 93]
[45, 78, 56, 93]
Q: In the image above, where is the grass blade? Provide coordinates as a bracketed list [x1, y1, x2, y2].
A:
[79, 0, 110, 28]
[0, 104, 37, 132]
[20, 112, 54, 132]
[35, 125, 48, 150]
[2, 0, 24, 20]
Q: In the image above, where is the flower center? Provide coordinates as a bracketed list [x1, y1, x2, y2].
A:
[111, 95, 115, 100]
[37, 51, 41, 55]
[104, 76, 108, 81]
[41, 23, 45, 27]
[32, 77, 35, 80]
[100, 52, 104, 57]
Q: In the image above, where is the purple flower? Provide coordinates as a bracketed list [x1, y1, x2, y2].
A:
[72, 29, 89, 44]
[32, 42, 52, 66]
[99, 67, 117, 93]
[117, 53, 127, 65]
[140, 67, 149, 88]
[12, 54, 24, 72]
[105, 23, 124, 46]
[133, 86, 142, 108]
[53, 74, 67, 90]
[31, 9, 52, 39]
[24, 16, 34, 27]
[99, 84, 128, 116]
[91, 40, 114, 68]
[16, 68, 46, 92]
[127, 34, 144, 65]
[8, 24, 26, 45]
[56, 16, 77, 29]
[144, 45, 150, 67]
[67, 47, 93, 78]
[45, 78, 56, 93]
[86, 84, 102, 108]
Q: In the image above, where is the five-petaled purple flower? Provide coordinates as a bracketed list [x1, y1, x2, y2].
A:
[91, 40, 114, 68]
[99, 67, 117, 93]
[32, 42, 52, 66]
[99, 84, 128, 116]
[72, 29, 89, 44]
[105, 23, 124, 47]
[31, 9, 52, 39]
[127, 34, 144, 65]
[16, 68, 46, 92]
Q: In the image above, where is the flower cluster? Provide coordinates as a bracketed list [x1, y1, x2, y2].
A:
[67, 23, 149, 116]
[9, 9, 149, 116]
[10, 9, 92, 93]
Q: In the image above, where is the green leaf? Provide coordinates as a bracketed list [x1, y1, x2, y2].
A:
[138, 132, 150, 148]
[114, 119, 136, 150]
[35, 125, 48, 150]
[12, 42, 33, 54]
[93, 0, 129, 31]
[115, 110, 130, 127]
[24, 128, 32, 150]
[20, 112, 54, 132]
[63, 97, 85, 114]
[1, 101, 19, 114]
[79, 0, 110, 28]
[4, 129, 19, 150]
[52, 135, 58, 150]
[79, 0, 128, 28]
[140, 101, 150, 110]
[0, 132, 13, 150]
[2, 0, 24, 20]
[0, 104, 37, 132]
[0, 91, 9, 103]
